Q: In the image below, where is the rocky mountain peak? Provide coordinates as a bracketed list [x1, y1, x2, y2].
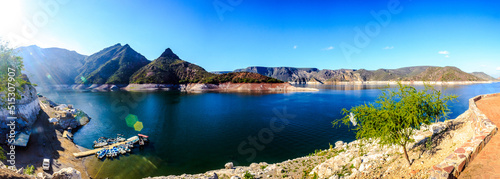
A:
[160, 48, 179, 59]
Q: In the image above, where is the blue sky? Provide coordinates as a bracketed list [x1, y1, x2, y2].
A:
[1, 0, 500, 77]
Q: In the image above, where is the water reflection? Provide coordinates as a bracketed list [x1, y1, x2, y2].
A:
[35, 82, 500, 178]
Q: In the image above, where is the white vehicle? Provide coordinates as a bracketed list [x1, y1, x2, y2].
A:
[42, 159, 50, 171]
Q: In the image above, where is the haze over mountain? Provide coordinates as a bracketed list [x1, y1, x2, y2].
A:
[471, 72, 498, 81]
[17, 45, 87, 86]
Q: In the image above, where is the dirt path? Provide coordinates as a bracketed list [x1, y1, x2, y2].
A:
[459, 95, 500, 178]
[9, 100, 90, 178]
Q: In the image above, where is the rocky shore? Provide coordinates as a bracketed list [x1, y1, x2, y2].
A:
[145, 110, 474, 179]
[295, 80, 496, 85]
[0, 94, 90, 178]
[78, 82, 319, 92]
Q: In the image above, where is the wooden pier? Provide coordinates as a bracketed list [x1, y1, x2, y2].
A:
[73, 136, 139, 158]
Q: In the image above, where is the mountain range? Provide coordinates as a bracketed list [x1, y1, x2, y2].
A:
[234, 66, 496, 83]
[17, 44, 497, 86]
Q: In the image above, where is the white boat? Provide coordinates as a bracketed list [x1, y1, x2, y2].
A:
[117, 137, 126, 142]
[93, 142, 108, 148]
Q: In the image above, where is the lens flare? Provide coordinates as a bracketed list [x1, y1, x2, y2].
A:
[134, 121, 143, 131]
[80, 76, 87, 83]
[125, 114, 138, 127]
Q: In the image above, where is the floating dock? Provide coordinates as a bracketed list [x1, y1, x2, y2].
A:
[73, 136, 139, 158]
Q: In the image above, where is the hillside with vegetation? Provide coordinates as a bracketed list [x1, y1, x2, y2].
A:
[405, 66, 481, 81]
[201, 72, 283, 84]
[471, 72, 498, 81]
[17, 45, 87, 86]
[76, 43, 150, 84]
[130, 48, 215, 84]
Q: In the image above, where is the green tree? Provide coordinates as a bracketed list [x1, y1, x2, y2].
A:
[333, 83, 457, 166]
[0, 42, 29, 106]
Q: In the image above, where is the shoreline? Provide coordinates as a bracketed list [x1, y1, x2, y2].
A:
[145, 109, 475, 179]
[72, 82, 320, 92]
[292, 80, 497, 85]
[0, 100, 90, 179]
[34, 80, 497, 92]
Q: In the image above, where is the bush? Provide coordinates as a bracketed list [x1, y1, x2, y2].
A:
[23, 165, 35, 175]
[244, 171, 254, 179]
[333, 83, 457, 166]
[0, 147, 6, 161]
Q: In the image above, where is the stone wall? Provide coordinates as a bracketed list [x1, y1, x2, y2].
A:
[429, 93, 499, 178]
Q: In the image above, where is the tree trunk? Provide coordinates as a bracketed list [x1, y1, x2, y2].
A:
[402, 144, 411, 166]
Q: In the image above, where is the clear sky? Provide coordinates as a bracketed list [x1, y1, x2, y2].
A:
[1, 0, 499, 77]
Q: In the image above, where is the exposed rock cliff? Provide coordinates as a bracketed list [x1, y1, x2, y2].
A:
[122, 82, 318, 92]
[0, 80, 41, 136]
[235, 66, 492, 83]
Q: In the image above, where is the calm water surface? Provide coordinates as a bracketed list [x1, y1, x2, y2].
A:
[38, 83, 500, 178]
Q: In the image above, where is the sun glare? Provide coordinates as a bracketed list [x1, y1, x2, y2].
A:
[0, 0, 24, 37]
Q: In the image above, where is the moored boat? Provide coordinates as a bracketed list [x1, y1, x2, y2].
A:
[97, 149, 107, 159]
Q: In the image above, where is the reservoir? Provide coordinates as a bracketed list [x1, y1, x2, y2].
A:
[37, 82, 500, 178]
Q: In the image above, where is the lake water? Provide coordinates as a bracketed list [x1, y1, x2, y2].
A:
[37, 83, 500, 178]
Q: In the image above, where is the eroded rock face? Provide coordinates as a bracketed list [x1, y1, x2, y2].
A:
[0, 83, 40, 134]
[52, 167, 82, 179]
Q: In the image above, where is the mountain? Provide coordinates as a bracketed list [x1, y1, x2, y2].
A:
[471, 72, 497, 81]
[234, 67, 321, 82]
[130, 48, 215, 84]
[236, 66, 488, 83]
[76, 43, 150, 84]
[354, 66, 431, 81]
[210, 71, 232, 74]
[405, 66, 481, 81]
[201, 72, 283, 84]
[17, 45, 87, 86]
